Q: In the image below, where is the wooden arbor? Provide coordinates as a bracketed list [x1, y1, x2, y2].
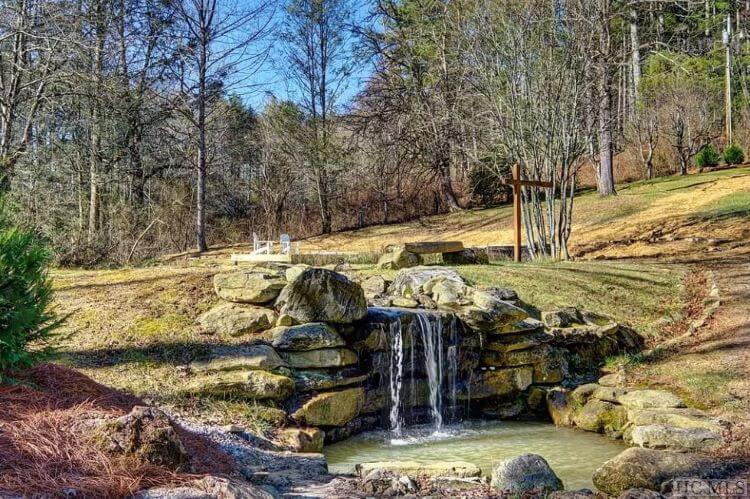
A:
[502, 164, 552, 262]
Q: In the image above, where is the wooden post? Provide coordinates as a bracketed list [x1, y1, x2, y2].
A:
[503, 164, 553, 263]
[512, 164, 522, 262]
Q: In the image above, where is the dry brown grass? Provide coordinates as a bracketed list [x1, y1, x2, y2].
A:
[0, 364, 234, 498]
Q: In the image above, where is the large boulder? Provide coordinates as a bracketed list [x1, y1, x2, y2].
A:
[592, 448, 737, 496]
[387, 266, 465, 299]
[270, 323, 345, 351]
[459, 366, 533, 400]
[276, 427, 325, 453]
[134, 476, 275, 499]
[377, 249, 422, 270]
[213, 271, 286, 304]
[546, 387, 576, 427]
[629, 425, 722, 452]
[356, 461, 481, 479]
[188, 370, 294, 400]
[361, 275, 388, 299]
[280, 348, 358, 368]
[101, 406, 188, 470]
[626, 408, 725, 434]
[191, 344, 287, 372]
[276, 268, 367, 324]
[573, 399, 628, 435]
[292, 387, 365, 427]
[490, 454, 563, 494]
[617, 390, 685, 410]
[454, 290, 528, 333]
[198, 303, 277, 337]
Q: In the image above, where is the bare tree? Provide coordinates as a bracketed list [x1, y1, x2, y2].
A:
[627, 109, 658, 179]
[280, 0, 354, 234]
[172, 0, 272, 250]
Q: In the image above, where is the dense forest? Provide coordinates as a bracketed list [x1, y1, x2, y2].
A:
[0, 0, 745, 264]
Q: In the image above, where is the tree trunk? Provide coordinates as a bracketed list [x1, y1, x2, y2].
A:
[597, 74, 616, 195]
[439, 157, 461, 211]
[195, 26, 208, 252]
[630, 8, 641, 110]
[88, 0, 106, 241]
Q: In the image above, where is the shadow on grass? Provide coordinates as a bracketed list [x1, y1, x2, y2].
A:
[56, 341, 215, 369]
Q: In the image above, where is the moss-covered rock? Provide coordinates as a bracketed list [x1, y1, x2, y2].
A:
[280, 348, 358, 368]
[377, 249, 422, 270]
[546, 387, 576, 426]
[276, 427, 325, 453]
[460, 366, 533, 400]
[617, 390, 685, 410]
[189, 369, 294, 400]
[573, 398, 628, 435]
[198, 303, 277, 337]
[213, 271, 286, 303]
[592, 448, 736, 496]
[292, 387, 365, 427]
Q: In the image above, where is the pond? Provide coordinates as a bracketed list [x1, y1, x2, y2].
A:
[324, 420, 626, 490]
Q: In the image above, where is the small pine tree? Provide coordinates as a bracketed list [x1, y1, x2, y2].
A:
[0, 218, 57, 380]
[723, 144, 745, 165]
[695, 144, 720, 168]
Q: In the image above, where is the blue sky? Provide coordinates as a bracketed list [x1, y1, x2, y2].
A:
[235, 0, 375, 112]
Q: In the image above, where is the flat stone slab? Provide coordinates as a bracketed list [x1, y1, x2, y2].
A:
[403, 241, 464, 254]
[630, 424, 723, 452]
[617, 390, 685, 409]
[356, 461, 481, 479]
[191, 344, 287, 372]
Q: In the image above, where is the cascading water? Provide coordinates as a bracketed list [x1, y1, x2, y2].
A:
[386, 309, 460, 440]
[388, 318, 404, 437]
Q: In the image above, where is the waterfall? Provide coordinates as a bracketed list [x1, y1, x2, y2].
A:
[388, 318, 404, 437]
[415, 312, 444, 432]
[386, 309, 460, 438]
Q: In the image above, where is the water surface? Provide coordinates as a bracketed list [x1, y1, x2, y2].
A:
[324, 420, 625, 490]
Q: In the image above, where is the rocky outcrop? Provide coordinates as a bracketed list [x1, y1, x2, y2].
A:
[270, 323, 345, 351]
[188, 370, 294, 400]
[461, 367, 533, 400]
[490, 453, 563, 494]
[280, 348, 358, 368]
[356, 461, 482, 479]
[592, 447, 737, 496]
[276, 268, 367, 324]
[213, 271, 286, 304]
[191, 344, 287, 373]
[552, 377, 725, 452]
[101, 406, 188, 470]
[292, 387, 365, 427]
[199, 303, 276, 337]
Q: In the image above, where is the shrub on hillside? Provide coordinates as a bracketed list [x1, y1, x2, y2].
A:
[0, 221, 57, 379]
[695, 144, 720, 168]
[723, 144, 745, 165]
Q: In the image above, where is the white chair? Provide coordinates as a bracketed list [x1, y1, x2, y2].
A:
[280, 234, 291, 255]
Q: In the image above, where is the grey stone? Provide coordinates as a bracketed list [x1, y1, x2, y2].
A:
[276, 268, 367, 324]
[356, 461, 482, 479]
[198, 303, 277, 337]
[630, 425, 723, 452]
[573, 399, 628, 435]
[213, 271, 286, 304]
[490, 453, 563, 493]
[191, 344, 287, 372]
[592, 447, 736, 496]
[377, 249, 422, 270]
[459, 366, 533, 400]
[187, 370, 294, 400]
[617, 390, 686, 410]
[270, 323, 345, 351]
[134, 476, 275, 499]
[280, 348, 358, 368]
[387, 266, 465, 299]
[292, 387, 365, 427]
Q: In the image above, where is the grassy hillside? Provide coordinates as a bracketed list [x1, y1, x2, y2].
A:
[292, 167, 750, 261]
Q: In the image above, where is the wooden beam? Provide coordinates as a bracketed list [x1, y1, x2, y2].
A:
[403, 241, 465, 254]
